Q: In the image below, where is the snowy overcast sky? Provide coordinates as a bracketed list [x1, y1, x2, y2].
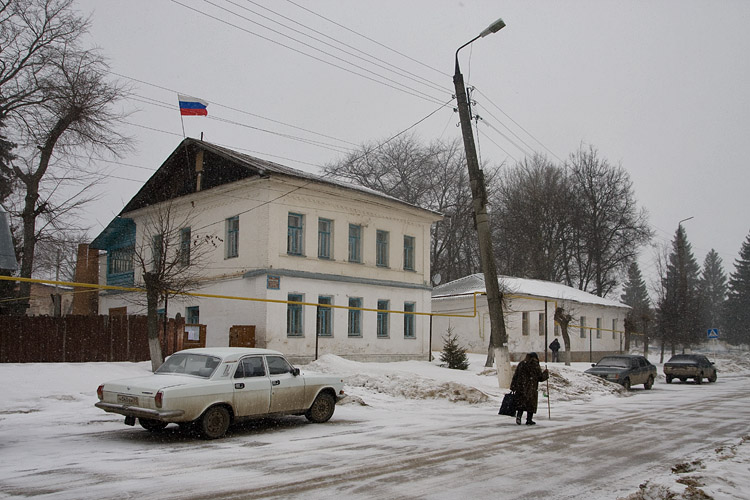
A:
[74, 0, 750, 287]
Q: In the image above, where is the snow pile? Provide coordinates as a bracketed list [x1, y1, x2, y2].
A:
[709, 352, 750, 375]
[544, 364, 625, 402]
[345, 373, 490, 403]
[617, 435, 750, 500]
[305, 353, 624, 406]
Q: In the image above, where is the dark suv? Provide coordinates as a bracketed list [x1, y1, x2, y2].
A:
[584, 354, 657, 390]
[663, 354, 717, 384]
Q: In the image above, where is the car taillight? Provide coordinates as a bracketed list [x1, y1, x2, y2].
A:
[97, 384, 104, 400]
[155, 390, 163, 408]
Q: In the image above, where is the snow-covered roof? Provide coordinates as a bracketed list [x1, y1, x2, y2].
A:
[432, 274, 629, 309]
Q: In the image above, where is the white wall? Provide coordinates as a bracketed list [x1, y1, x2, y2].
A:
[98, 174, 439, 362]
[432, 294, 628, 361]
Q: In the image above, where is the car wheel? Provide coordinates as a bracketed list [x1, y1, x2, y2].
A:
[200, 406, 231, 439]
[305, 392, 336, 423]
[666, 375, 673, 384]
[644, 375, 654, 390]
[622, 378, 631, 391]
[679, 377, 687, 383]
[139, 418, 168, 432]
[708, 372, 717, 383]
[695, 373, 703, 384]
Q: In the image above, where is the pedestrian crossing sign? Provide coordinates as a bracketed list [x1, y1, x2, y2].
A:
[707, 328, 719, 339]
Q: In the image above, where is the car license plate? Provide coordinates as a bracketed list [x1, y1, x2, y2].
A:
[117, 394, 139, 406]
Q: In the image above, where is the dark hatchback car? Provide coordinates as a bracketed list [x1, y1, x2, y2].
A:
[585, 354, 657, 390]
[663, 354, 717, 384]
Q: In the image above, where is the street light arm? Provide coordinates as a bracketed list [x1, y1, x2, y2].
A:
[454, 18, 505, 76]
[454, 35, 481, 75]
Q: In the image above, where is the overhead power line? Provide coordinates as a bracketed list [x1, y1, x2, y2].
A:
[170, 0, 447, 106]
[283, 0, 449, 78]
[221, 0, 451, 96]
[473, 86, 563, 163]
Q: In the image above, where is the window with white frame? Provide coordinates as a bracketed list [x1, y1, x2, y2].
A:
[318, 218, 332, 259]
[539, 313, 546, 336]
[108, 247, 133, 275]
[152, 234, 164, 272]
[287, 213, 304, 256]
[348, 224, 362, 263]
[317, 296, 332, 337]
[522, 312, 529, 336]
[580, 316, 586, 338]
[612, 318, 618, 340]
[287, 293, 303, 337]
[404, 302, 416, 338]
[348, 297, 362, 337]
[186, 306, 199, 324]
[376, 230, 389, 267]
[226, 216, 239, 258]
[179, 227, 191, 267]
[377, 300, 389, 338]
[596, 318, 602, 339]
[403, 235, 415, 271]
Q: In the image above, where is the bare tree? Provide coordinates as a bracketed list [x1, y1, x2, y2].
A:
[492, 154, 571, 281]
[554, 304, 575, 366]
[131, 203, 220, 371]
[325, 134, 496, 282]
[564, 144, 652, 297]
[0, 0, 87, 120]
[0, 1, 130, 310]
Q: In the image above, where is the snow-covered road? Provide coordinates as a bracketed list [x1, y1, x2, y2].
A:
[1, 355, 748, 499]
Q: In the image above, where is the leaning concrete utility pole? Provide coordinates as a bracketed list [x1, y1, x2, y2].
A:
[453, 18, 512, 387]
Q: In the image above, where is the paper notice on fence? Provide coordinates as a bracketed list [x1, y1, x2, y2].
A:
[186, 326, 200, 341]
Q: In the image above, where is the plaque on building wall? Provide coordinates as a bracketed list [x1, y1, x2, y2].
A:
[267, 275, 281, 290]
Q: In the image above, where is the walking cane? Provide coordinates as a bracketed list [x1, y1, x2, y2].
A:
[546, 364, 551, 419]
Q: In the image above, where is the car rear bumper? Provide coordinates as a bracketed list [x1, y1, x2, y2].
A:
[95, 402, 185, 421]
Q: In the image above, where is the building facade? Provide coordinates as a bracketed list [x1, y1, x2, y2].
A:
[91, 139, 441, 362]
[431, 274, 630, 362]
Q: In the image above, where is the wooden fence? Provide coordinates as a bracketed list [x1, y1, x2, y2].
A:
[0, 315, 185, 363]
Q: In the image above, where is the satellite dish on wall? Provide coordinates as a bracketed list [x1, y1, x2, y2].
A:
[432, 273, 442, 286]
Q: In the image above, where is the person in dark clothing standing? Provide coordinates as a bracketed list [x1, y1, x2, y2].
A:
[549, 338, 561, 363]
[510, 352, 549, 425]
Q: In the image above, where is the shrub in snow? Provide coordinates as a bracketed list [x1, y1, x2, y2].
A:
[440, 329, 469, 370]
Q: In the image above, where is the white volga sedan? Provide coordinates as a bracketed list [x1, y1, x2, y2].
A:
[96, 347, 346, 439]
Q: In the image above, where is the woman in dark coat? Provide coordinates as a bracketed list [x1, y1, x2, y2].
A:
[510, 352, 549, 425]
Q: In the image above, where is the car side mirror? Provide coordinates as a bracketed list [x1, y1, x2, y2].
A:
[292, 367, 300, 376]
[591, 363, 596, 367]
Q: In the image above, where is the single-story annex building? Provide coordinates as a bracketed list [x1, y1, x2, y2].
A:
[431, 274, 630, 362]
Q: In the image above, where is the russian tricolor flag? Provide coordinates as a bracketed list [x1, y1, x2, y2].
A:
[178, 94, 208, 116]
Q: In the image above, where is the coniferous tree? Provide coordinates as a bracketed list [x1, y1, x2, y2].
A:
[725, 232, 750, 345]
[621, 262, 652, 348]
[440, 328, 469, 370]
[658, 226, 703, 350]
[699, 249, 727, 336]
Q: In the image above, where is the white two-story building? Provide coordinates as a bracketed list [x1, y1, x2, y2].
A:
[91, 139, 442, 362]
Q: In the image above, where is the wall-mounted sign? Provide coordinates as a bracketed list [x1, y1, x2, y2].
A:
[267, 275, 281, 290]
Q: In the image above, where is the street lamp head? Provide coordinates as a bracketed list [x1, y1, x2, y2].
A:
[480, 18, 506, 38]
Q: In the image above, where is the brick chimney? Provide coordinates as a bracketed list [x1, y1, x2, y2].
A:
[72, 244, 99, 315]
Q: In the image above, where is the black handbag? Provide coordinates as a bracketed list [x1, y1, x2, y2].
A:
[498, 392, 517, 416]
